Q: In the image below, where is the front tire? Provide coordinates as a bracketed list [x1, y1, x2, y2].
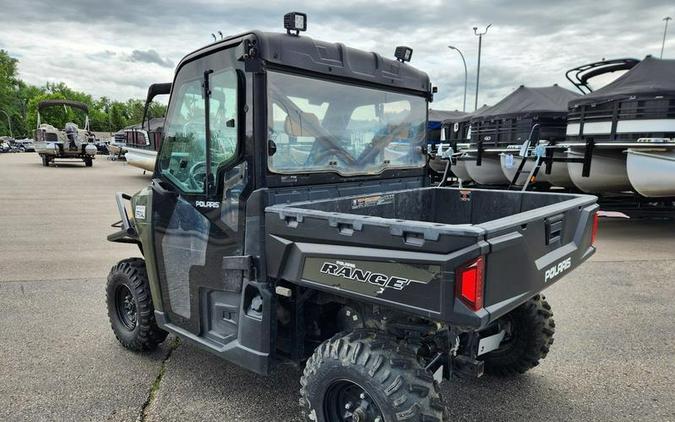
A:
[480, 294, 555, 376]
[41, 155, 50, 167]
[300, 330, 446, 422]
[84, 156, 93, 167]
[106, 258, 167, 351]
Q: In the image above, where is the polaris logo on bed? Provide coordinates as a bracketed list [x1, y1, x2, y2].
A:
[544, 257, 572, 282]
[320, 260, 420, 290]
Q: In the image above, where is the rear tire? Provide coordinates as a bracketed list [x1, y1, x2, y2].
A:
[300, 330, 447, 422]
[480, 294, 555, 376]
[106, 258, 167, 351]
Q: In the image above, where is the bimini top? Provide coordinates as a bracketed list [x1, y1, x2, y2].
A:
[569, 56, 675, 107]
[472, 85, 580, 120]
[38, 99, 89, 114]
[178, 31, 432, 96]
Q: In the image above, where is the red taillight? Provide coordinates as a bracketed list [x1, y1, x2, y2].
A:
[591, 212, 599, 246]
[456, 256, 485, 311]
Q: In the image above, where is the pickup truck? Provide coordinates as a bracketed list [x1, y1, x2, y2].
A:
[105, 15, 598, 422]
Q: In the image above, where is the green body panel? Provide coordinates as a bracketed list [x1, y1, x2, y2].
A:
[131, 186, 163, 311]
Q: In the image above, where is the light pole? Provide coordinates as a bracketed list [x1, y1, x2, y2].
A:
[473, 24, 492, 111]
[661, 17, 672, 59]
[0, 110, 12, 138]
[448, 46, 468, 112]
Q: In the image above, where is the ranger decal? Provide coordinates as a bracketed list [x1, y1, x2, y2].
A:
[320, 260, 422, 290]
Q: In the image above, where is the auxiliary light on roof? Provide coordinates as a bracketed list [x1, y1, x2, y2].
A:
[394, 46, 413, 63]
[284, 12, 307, 36]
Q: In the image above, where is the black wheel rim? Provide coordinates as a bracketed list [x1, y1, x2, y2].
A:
[324, 380, 384, 422]
[115, 285, 137, 330]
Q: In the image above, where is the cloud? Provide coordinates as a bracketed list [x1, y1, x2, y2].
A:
[1, 0, 673, 107]
[128, 49, 174, 68]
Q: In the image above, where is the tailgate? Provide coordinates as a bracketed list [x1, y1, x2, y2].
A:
[478, 195, 598, 320]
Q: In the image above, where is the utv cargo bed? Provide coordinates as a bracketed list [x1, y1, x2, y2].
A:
[266, 187, 597, 329]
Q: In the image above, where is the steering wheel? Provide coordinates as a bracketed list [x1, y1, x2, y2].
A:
[304, 142, 351, 167]
[355, 122, 414, 166]
[188, 161, 207, 191]
[304, 135, 358, 167]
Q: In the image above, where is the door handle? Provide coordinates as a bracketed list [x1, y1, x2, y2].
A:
[151, 178, 178, 198]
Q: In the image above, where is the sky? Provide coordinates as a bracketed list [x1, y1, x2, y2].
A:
[0, 0, 673, 111]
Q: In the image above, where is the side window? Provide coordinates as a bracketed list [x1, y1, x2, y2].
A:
[158, 78, 206, 194]
[209, 70, 238, 175]
[158, 68, 238, 194]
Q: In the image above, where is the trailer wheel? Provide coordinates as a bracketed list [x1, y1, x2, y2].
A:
[106, 258, 167, 351]
[300, 330, 447, 422]
[84, 157, 93, 167]
[481, 294, 555, 376]
[41, 155, 50, 167]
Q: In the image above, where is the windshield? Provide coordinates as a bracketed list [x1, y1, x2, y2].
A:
[267, 71, 427, 176]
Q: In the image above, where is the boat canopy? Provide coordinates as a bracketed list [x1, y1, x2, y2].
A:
[569, 56, 675, 107]
[471, 85, 580, 120]
[441, 105, 489, 125]
[429, 109, 466, 122]
[38, 100, 89, 114]
[428, 109, 466, 130]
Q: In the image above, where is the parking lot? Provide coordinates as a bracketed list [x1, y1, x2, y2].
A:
[0, 152, 673, 421]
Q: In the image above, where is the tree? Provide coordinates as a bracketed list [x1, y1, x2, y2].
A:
[1, 50, 168, 137]
[0, 50, 21, 136]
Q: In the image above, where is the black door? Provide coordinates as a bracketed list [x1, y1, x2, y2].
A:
[151, 47, 248, 344]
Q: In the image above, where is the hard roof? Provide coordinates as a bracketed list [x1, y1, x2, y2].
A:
[569, 56, 675, 107]
[178, 31, 432, 95]
[472, 85, 580, 120]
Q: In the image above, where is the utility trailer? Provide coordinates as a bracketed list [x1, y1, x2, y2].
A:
[105, 13, 599, 422]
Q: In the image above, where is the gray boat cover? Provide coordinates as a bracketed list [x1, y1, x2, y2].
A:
[569, 56, 675, 107]
[471, 85, 580, 119]
[428, 109, 467, 123]
[441, 105, 490, 124]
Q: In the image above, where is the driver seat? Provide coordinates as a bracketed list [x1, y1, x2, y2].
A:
[284, 112, 322, 138]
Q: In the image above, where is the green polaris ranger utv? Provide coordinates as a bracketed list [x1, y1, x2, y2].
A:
[106, 13, 598, 422]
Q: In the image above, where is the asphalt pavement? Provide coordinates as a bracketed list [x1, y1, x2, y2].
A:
[0, 152, 673, 421]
